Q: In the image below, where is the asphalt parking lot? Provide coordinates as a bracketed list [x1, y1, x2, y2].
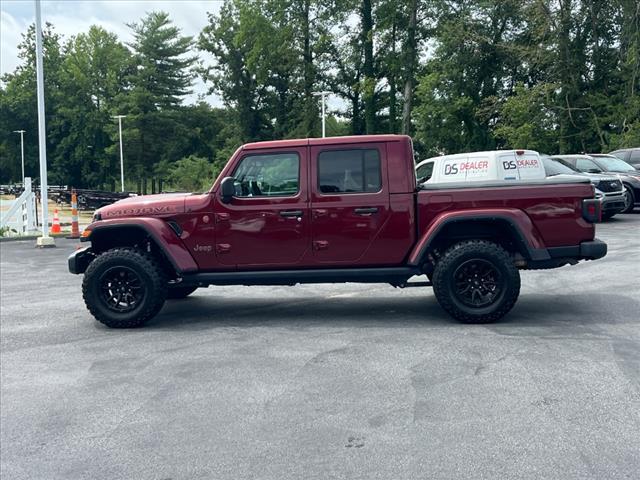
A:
[1, 214, 639, 480]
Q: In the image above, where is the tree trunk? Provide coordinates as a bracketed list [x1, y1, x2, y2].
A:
[388, 13, 397, 133]
[401, 0, 418, 135]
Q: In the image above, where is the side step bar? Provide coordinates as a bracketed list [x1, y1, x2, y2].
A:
[181, 267, 421, 287]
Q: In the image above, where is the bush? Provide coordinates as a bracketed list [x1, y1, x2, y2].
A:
[165, 155, 216, 192]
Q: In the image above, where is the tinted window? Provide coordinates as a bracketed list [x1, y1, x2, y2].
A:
[233, 153, 299, 197]
[318, 149, 381, 193]
[551, 157, 579, 171]
[543, 158, 576, 176]
[575, 158, 602, 173]
[592, 156, 635, 172]
[416, 161, 434, 183]
[630, 149, 640, 164]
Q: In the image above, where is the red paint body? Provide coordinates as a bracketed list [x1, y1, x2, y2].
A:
[90, 135, 598, 273]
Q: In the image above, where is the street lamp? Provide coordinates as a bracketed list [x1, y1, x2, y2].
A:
[112, 115, 126, 192]
[312, 91, 331, 138]
[12, 130, 25, 184]
[34, 0, 54, 247]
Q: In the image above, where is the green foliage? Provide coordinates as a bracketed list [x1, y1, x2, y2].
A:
[165, 155, 216, 192]
[0, 226, 18, 237]
[494, 83, 559, 153]
[1, 2, 638, 188]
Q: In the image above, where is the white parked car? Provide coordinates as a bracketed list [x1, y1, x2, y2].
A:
[415, 150, 546, 184]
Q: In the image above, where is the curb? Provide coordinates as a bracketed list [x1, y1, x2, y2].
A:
[0, 232, 78, 243]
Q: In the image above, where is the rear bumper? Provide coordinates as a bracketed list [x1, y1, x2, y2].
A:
[547, 238, 607, 261]
[68, 246, 94, 274]
[578, 239, 607, 260]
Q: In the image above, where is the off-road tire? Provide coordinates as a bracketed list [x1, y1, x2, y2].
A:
[82, 248, 167, 328]
[622, 186, 635, 214]
[167, 285, 198, 299]
[432, 240, 520, 324]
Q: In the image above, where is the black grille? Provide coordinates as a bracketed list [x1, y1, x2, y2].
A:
[596, 179, 622, 193]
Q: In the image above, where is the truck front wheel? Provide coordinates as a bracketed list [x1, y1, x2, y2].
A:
[432, 240, 520, 324]
[82, 248, 167, 328]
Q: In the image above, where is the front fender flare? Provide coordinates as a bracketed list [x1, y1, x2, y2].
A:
[407, 208, 549, 266]
[84, 217, 198, 273]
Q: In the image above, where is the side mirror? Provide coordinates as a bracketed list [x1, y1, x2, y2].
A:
[588, 168, 602, 173]
[220, 177, 235, 204]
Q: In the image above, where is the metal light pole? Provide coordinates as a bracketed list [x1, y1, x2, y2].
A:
[13, 130, 25, 184]
[312, 91, 331, 138]
[113, 115, 126, 192]
[34, 0, 54, 247]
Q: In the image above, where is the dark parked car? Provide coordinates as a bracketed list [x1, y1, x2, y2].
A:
[609, 148, 640, 170]
[543, 156, 626, 219]
[575, 154, 640, 213]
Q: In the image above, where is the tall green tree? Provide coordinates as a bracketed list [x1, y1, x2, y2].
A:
[0, 23, 63, 183]
[52, 26, 131, 187]
[120, 11, 198, 178]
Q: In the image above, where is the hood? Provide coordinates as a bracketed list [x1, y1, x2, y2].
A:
[616, 171, 640, 181]
[579, 172, 620, 181]
[97, 193, 189, 219]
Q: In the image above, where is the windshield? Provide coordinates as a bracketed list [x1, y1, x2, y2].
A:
[549, 158, 580, 173]
[543, 157, 577, 176]
[415, 161, 434, 183]
[593, 156, 635, 172]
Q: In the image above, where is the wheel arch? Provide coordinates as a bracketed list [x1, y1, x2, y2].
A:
[86, 218, 198, 275]
[408, 210, 550, 268]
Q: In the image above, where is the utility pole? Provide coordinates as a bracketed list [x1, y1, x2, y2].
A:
[312, 91, 331, 138]
[13, 130, 25, 184]
[34, 0, 54, 247]
[113, 115, 126, 192]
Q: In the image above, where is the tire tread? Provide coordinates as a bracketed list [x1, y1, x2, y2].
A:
[82, 247, 167, 328]
[432, 240, 520, 324]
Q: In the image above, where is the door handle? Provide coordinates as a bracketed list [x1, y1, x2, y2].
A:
[354, 207, 378, 215]
[280, 210, 303, 218]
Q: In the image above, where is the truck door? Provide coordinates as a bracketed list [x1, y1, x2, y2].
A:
[309, 143, 391, 265]
[214, 148, 310, 267]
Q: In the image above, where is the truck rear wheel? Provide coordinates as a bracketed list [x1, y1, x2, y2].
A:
[82, 248, 167, 328]
[432, 240, 520, 324]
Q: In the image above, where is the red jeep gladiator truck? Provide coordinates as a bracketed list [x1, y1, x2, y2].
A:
[69, 135, 606, 328]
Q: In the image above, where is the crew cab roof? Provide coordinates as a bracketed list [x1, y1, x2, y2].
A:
[242, 134, 409, 150]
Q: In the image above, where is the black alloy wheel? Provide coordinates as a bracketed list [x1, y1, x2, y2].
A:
[431, 240, 521, 324]
[82, 248, 167, 328]
[99, 266, 145, 313]
[452, 259, 503, 309]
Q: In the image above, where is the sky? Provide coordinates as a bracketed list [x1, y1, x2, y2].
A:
[1, 0, 345, 111]
[0, 0, 223, 104]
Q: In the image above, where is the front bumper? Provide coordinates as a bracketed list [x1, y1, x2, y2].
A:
[68, 246, 94, 274]
[600, 193, 626, 213]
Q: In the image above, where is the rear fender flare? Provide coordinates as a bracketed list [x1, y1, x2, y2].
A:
[86, 217, 198, 273]
[407, 209, 549, 266]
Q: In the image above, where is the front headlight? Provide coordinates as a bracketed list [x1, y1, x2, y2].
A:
[594, 188, 604, 199]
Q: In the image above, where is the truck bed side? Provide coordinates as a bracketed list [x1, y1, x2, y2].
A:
[410, 178, 597, 266]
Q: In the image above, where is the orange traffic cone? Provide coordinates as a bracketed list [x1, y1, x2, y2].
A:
[51, 208, 61, 234]
[67, 192, 80, 239]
